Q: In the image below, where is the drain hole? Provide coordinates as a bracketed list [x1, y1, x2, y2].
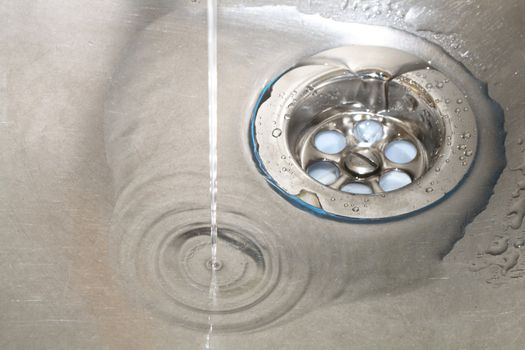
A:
[252, 45, 480, 218]
[314, 130, 347, 154]
[307, 161, 340, 185]
[385, 140, 418, 164]
[353, 120, 384, 144]
[379, 170, 412, 192]
[341, 183, 374, 195]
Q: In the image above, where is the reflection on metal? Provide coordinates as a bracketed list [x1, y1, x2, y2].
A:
[2, 0, 520, 348]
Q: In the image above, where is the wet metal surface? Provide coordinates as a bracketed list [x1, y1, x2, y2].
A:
[1, 1, 525, 349]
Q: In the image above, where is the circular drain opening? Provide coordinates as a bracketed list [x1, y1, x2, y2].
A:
[385, 140, 418, 164]
[287, 72, 444, 194]
[252, 45, 479, 219]
[307, 161, 340, 185]
[314, 130, 347, 154]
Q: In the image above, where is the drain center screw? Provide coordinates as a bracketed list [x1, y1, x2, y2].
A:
[344, 148, 381, 177]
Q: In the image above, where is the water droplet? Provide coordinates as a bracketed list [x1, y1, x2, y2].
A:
[457, 144, 467, 150]
[281, 155, 286, 159]
[426, 83, 433, 89]
[425, 187, 434, 193]
[457, 99, 463, 104]
[462, 161, 468, 166]
[455, 108, 461, 113]
[463, 107, 469, 112]
[459, 156, 465, 161]
[344, 203, 349, 207]
[272, 128, 282, 137]
[435, 167, 441, 172]
[436, 82, 444, 89]
[445, 98, 451, 104]
[352, 207, 360, 212]
[464, 150, 473, 157]
[461, 132, 472, 139]
[331, 197, 336, 201]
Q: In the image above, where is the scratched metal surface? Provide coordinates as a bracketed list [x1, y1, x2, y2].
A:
[1, 1, 524, 349]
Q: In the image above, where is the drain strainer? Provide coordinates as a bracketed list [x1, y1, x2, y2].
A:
[251, 45, 478, 220]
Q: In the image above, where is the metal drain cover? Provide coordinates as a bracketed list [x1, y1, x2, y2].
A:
[251, 45, 479, 220]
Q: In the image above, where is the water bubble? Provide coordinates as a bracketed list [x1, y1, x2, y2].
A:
[272, 128, 282, 137]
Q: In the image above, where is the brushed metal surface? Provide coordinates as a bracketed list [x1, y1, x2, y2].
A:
[1, 1, 524, 349]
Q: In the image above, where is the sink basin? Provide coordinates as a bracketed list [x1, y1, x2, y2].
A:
[1, 1, 524, 349]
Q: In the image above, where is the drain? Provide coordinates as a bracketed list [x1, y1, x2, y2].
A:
[251, 45, 479, 219]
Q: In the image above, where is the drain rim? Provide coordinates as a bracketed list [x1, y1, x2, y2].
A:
[250, 45, 479, 220]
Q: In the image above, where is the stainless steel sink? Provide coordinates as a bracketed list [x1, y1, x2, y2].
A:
[2, 1, 525, 349]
